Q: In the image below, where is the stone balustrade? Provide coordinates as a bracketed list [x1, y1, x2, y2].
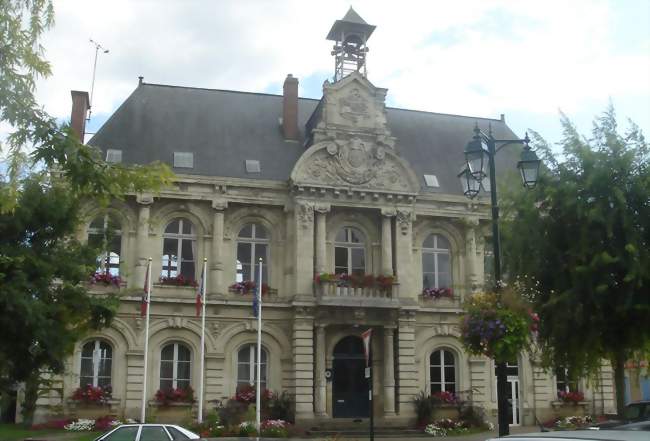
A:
[316, 280, 398, 299]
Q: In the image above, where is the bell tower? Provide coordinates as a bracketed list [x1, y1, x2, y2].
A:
[327, 7, 376, 82]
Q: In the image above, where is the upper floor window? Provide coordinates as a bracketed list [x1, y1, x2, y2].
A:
[88, 214, 121, 276]
[80, 340, 112, 388]
[422, 234, 451, 289]
[162, 218, 196, 280]
[237, 344, 267, 391]
[430, 348, 456, 394]
[160, 342, 191, 390]
[556, 367, 579, 393]
[236, 223, 269, 282]
[335, 227, 365, 275]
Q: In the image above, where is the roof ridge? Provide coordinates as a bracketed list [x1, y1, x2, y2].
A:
[139, 81, 323, 102]
[386, 105, 504, 122]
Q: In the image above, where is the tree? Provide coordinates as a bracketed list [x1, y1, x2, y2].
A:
[501, 106, 650, 416]
[1, 0, 173, 422]
[0, 175, 119, 424]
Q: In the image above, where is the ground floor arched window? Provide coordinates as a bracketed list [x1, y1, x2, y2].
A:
[160, 342, 191, 390]
[430, 348, 456, 393]
[80, 340, 112, 388]
[236, 344, 267, 391]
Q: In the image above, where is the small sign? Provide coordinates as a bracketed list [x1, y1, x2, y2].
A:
[368, 390, 372, 401]
[325, 368, 333, 381]
[365, 367, 371, 378]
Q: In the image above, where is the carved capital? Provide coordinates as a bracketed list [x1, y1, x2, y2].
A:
[212, 198, 228, 211]
[381, 208, 397, 217]
[296, 202, 314, 229]
[314, 204, 331, 214]
[396, 209, 412, 235]
[136, 193, 154, 205]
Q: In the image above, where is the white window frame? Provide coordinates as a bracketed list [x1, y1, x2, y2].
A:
[162, 218, 196, 279]
[160, 343, 191, 390]
[429, 348, 456, 393]
[334, 227, 366, 275]
[236, 223, 269, 282]
[422, 234, 452, 289]
[236, 344, 268, 389]
[80, 340, 112, 387]
[88, 214, 122, 276]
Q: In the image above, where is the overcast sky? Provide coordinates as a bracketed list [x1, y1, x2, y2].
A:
[16, 0, 650, 148]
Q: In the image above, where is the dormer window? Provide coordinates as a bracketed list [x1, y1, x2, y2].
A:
[173, 152, 194, 168]
[105, 149, 122, 163]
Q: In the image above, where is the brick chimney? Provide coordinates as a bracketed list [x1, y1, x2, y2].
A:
[282, 74, 299, 141]
[70, 90, 90, 141]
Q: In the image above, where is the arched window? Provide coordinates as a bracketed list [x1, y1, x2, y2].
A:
[237, 344, 267, 391]
[160, 343, 191, 390]
[88, 214, 121, 276]
[80, 340, 112, 388]
[430, 348, 456, 393]
[162, 218, 196, 280]
[422, 234, 452, 289]
[236, 223, 269, 282]
[334, 227, 365, 275]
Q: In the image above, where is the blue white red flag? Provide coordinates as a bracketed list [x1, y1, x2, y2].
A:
[252, 282, 259, 318]
[196, 266, 205, 317]
[140, 262, 150, 317]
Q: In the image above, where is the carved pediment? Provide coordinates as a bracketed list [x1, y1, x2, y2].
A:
[291, 137, 419, 193]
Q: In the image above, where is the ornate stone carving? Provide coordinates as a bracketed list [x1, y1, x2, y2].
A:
[396, 210, 412, 235]
[353, 309, 366, 320]
[296, 203, 314, 229]
[339, 87, 370, 125]
[167, 317, 185, 329]
[211, 322, 221, 338]
[431, 323, 461, 338]
[136, 193, 154, 205]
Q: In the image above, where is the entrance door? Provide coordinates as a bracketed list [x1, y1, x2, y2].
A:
[333, 336, 369, 418]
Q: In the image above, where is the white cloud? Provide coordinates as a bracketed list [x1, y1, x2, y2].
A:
[18, 0, 650, 140]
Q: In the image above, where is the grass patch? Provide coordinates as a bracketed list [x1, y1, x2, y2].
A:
[0, 423, 102, 441]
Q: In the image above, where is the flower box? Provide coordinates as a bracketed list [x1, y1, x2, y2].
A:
[432, 404, 460, 420]
[159, 275, 198, 287]
[66, 398, 121, 419]
[148, 400, 195, 423]
[551, 400, 589, 417]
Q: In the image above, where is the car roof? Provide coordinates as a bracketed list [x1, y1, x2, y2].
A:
[489, 430, 650, 440]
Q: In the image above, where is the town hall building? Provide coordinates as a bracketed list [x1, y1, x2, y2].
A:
[31, 8, 616, 427]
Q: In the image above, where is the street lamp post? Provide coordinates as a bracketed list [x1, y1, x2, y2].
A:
[458, 123, 540, 437]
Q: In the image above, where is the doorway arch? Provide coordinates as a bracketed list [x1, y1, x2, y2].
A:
[332, 336, 369, 418]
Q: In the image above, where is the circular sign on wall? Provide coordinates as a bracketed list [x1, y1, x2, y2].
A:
[325, 368, 333, 381]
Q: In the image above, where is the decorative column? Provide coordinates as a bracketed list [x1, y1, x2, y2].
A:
[294, 201, 315, 296]
[381, 209, 394, 275]
[464, 217, 479, 293]
[293, 308, 315, 419]
[383, 326, 396, 416]
[394, 209, 414, 296]
[314, 205, 330, 275]
[397, 309, 417, 417]
[134, 193, 153, 288]
[210, 199, 227, 294]
[314, 324, 327, 417]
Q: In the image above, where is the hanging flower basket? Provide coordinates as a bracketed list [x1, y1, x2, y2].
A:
[89, 272, 123, 287]
[460, 291, 538, 362]
[159, 275, 198, 287]
[70, 384, 113, 404]
[154, 386, 195, 406]
[229, 281, 270, 295]
[422, 287, 454, 300]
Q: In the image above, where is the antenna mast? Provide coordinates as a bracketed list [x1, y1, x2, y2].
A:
[88, 38, 109, 120]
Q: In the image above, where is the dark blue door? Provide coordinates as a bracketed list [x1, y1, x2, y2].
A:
[333, 336, 369, 418]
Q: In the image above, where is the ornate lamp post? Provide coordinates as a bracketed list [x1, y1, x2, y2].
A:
[459, 123, 540, 436]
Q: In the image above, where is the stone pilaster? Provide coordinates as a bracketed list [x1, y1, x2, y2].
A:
[314, 324, 327, 417]
[395, 209, 414, 296]
[381, 210, 394, 275]
[314, 205, 330, 275]
[397, 309, 417, 417]
[293, 310, 315, 419]
[383, 326, 396, 416]
[464, 217, 479, 293]
[210, 200, 227, 294]
[294, 201, 315, 296]
[134, 193, 153, 288]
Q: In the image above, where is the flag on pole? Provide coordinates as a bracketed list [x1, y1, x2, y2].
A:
[252, 281, 259, 318]
[362, 329, 372, 367]
[196, 266, 205, 317]
[141, 262, 150, 317]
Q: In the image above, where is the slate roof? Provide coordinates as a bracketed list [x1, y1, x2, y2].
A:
[89, 82, 522, 196]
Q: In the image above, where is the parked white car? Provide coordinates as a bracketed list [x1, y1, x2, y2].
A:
[94, 424, 200, 441]
[486, 429, 649, 440]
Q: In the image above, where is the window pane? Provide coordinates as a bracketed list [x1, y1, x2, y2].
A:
[431, 366, 441, 383]
[237, 364, 249, 383]
[430, 350, 441, 366]
[165, 220, 179, 234]
[351, 248, 365, 271]
[181, 240, 194, 261]
[335, 229, 346, 242]
[254, 244, 268, 264]
[423, 273, 434, 290]
[260, 349, 267, 363]
[177, 345, 191, 361]
[422, 253, 435, 272]
[99, 342, 112, 357]
[445, 367, 455, 384]
[97, 377, 111, 388]
[140, 426, 170, 441]
[239, 224, 253, 238]
[335, 247, 348, 271]
[180, 260, 195, 279]
[431, 383, 442, 393]
[177, 361, 191, 381]
[161, 345, 174, 360]
[182, 220, 193, 235]
[89, 217, 105, 230]
[237, 243, 251, 267]
[160, 361, 173, 380]
[436, 235, 451, 250]
[238, 347, 250, 363]
[80, 359, 93, 379]
[98, 358, 111, 378]
[105, 426, 139, 441]
[254, 224, 268, 239]
[241, 263, 252, 283]
[88, 233, 103, 249]
[82, 342, 95, 357]
[423, 235, 435, 248]
[177, 379, 190, 390]
[160, 379, 173, 391]
[438, 253, 451, 275]
[80, 376, 94, 388]
[349, 228, 363, 243]
[443, 350, 454, 366]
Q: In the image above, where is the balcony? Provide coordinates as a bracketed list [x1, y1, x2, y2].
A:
[315, 278, 400, 308]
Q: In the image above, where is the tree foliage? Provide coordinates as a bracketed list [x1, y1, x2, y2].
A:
[0, 0, 173, 211]
[501, 106, 650, 415]
[0, 175, 119, 423]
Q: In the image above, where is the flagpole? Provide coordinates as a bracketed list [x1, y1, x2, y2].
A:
[256, 257, 263, 435]
[198, 258, 207, 423]
[140, 258, 152, 423]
